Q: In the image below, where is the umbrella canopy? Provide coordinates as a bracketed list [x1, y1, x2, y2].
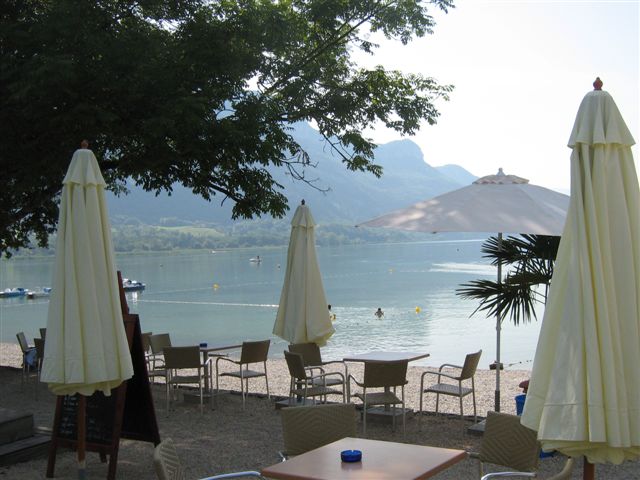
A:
[359, 170, 570, 411]
[361, 168, 569, 235]
[273, 201, 335, 346]
[521, 80, 640, 467]
[41, 148, 133, 396]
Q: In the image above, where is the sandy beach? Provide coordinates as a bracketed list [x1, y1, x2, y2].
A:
[1, 342, 638, 479]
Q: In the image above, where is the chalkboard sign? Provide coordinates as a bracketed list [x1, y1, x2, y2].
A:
[57, 392, 116, 445]
[46, 280, 160, 480]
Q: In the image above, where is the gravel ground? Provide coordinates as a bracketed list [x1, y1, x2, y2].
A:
[0, 342, 638, 479]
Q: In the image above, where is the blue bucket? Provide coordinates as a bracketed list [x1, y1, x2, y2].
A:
[515, 394, 526, 416]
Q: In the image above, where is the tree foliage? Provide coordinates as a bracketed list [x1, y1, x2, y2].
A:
[456, 234, 561, 325]
[1, 0, 454, 255]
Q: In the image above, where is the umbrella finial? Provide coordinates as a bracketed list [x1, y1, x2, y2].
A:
[301, 199, 305, 205]
[593, 77, 603, 91]
[80, 140, 89, 149]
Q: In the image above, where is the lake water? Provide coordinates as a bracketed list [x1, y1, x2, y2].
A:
[0, 240, 543, 369]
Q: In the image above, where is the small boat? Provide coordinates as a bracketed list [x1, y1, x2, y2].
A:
[122, 279, 146, 292]
[0, 287, 28, 298]
[27, 287, 52, 299]
[249, 256, 262, 263]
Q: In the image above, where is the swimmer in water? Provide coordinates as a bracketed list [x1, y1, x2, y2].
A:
[375, 307, 384, 318]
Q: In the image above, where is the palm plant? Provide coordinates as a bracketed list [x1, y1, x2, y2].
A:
[457, 234, 560, 325]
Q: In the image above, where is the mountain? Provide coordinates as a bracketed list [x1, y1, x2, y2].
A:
[106, 123, 476, 226]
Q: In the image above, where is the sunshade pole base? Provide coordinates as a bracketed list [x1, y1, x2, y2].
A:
[77, 394, 86, 480]
[583, 458, 595, 480]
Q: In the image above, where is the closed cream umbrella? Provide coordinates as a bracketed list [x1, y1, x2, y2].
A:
[521, 79, 640, 479]
[41, 144, 133, 478]
[273, 200, 335, 346]
[359, 170, 569, 411]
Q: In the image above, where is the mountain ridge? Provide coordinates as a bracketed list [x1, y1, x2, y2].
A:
[107, 123, 477, 227]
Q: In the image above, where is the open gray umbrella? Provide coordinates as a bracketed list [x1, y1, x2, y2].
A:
[359, 169, 569, 411]
[521, 79, 640, 479]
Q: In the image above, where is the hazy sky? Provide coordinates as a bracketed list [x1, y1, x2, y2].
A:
[359, 0, 639, 193]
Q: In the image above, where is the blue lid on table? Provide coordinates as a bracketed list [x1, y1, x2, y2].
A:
[341, 450, 362, 462]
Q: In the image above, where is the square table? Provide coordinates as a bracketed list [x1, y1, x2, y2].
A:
[261, 437, 467, 480]
[198, 343, 242, 392]
[343, 351, 430, 417]
[343, 351, 430, 363]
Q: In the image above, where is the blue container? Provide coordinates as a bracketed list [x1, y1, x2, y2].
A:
[515, 394, 526, 416]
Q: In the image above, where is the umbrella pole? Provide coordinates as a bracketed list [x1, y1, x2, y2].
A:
[495, 233, 503, 412]
[77, 394, 87, 480]
[583, 458, 595, 480]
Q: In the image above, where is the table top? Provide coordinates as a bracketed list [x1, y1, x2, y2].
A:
[343, 351, 430, 363]
[198, 343, 242, 353]
[260, 437, 467, 480]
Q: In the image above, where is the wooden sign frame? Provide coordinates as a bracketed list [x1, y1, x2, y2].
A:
[46, 273, 160, 479]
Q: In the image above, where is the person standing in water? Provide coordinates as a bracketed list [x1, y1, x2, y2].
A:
[375, 307, 384, 318]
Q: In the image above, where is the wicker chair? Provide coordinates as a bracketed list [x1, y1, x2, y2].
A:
[419, 349, 482, 423]
[347, 360, 408, 435]
[148, 333, 171, 381]
[215, 340, 270, 409]
[16, 332, 37, 386]
[280, 403, 357, 460]
[472, 411, 575, 479]
[163, 346, 212, 414]
[154, 437, 263, 480]
[283, 351, 345, 405]
[288, 342, 346, 387]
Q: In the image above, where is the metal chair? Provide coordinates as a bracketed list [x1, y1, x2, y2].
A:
[419, 349, 482, 423]
[215, 340, 270, 409]
[33, 337, 45, 398]
[472, 411, 575, 479]
[283, 351, 345, 405]
[347, 359, 408, 435]
[39, 327, 47, 340]
[279, 403, 357, 460]
[288, 342, 345, 387]
[163, 346, 212, 414]
[154, 437, 263, 479]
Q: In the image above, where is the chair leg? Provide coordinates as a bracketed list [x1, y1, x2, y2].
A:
[362, 398, 367, 436]
[472, 377, 477, 422]
[264, 361, 270, 400]
[402, 386, 406, 437]
[435, 392, 440, 416]
[459, 383, 464, 422]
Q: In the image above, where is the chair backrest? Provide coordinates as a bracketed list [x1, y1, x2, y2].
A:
[479, 411, 539, 473]
[141, 331, 153, 353]
[362, 360, 408, 388]
[281, 403, 357, 456]
[153, 438, 186, 480]
[288, 343, 322, 366]
[459, 350, 482, 380]
[16, 332, 29, 354]
[163, 346, 201, 369]
[240, 339, 270, 364]
[39, 328, 47, 340]
[34, 337, 45, 362]
[150, 333, 172, 354]
[284, 351, 308, 380]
